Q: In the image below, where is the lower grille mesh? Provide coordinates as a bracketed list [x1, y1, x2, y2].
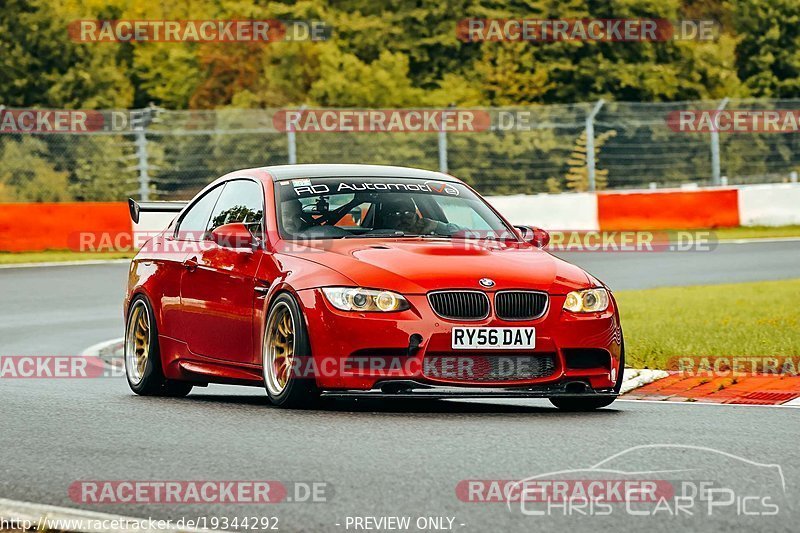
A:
[423, 354, 556, 382]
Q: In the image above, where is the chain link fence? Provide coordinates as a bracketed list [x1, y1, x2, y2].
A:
[1, 100, 799, 202]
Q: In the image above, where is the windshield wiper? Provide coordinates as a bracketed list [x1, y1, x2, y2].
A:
[342, 231, 408, 238]
[342, 231, 459, 239]
[406, 233, 453, 239]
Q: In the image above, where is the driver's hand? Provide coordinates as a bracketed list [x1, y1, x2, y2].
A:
[432, 221, 461, 235]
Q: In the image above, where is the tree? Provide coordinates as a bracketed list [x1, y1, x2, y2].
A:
[0, 0, 133, 108]
[564, 130, 616, 192]
[0, 137, 72, 202]
[731, 0, 800, 97]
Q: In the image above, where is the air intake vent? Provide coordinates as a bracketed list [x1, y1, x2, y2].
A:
[428, 291, 489, 320]
[422, 353, 557, 382]
[495, 291, 548, 320]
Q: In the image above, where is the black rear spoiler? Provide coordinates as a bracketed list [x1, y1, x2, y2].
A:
[128, 198, 187, 224]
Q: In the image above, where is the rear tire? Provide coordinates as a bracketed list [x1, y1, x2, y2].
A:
[550, 338, 625, 411]
[262, 293, 320, 408]
[125, 295, 193, 397]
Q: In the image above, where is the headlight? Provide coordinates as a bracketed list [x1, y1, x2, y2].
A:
[322, 287, 410, 312]
[563, 288, 609, 313]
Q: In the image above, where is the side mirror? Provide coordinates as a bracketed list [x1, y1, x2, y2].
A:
[514, 225, 550, 248]
[210, 223, 259, 250]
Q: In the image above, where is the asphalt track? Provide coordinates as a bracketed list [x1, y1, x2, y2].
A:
[0, 240, 798, 532]
[558, 239, 800, 290]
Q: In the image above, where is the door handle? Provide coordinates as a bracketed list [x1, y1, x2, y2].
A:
[183, 256, 199, 272]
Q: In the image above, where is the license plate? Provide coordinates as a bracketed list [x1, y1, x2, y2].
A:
[451, 327, 536, 350]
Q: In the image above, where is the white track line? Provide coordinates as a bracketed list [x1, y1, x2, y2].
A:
[718, 236, 800, 244]
[81, 338, 125, 358]
[619, 368, 669, 394]
[0, 259, 131, 270]
[0, 497, 214, 533]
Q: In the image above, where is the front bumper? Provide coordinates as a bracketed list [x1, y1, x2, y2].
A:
[296, 288, 623, 391]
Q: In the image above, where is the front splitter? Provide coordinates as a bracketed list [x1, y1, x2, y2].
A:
[320, 379, 617, 399]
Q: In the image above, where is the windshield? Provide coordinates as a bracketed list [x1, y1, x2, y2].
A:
[274, 177, 515, 240]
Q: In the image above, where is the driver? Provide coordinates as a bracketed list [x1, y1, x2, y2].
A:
[281, 199, 309, 235]
[381, 196, 455, 235]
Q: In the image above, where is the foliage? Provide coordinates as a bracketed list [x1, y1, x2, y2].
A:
[0, 137, 72, 201]
[564, 130, 617, 192]
[68, 135, 134, 201]
[2, 0, 795, 110]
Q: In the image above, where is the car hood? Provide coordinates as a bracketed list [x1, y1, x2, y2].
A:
[278, 238, 591, 294]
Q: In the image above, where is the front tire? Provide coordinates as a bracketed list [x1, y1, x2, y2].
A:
[549, 339, 625, 411]
[125, 295, 193, 397]
[262, 293, 320, 408]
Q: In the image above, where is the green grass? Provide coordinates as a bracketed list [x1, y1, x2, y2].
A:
[616, 278, 800, 369]
[0, 250, 134, 265]
[690, 225, 800, 240]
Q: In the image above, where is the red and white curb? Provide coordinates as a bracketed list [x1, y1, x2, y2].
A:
[81, 337, 124, 365]
[619, 368, 670, 395]
[0, 497, 214, 533]
[0, 259, 131, 270]
[623, 371, 800, 406]
[81, 338, 124, 356]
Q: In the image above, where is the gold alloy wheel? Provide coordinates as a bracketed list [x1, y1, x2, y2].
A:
[125, 300, 150, 385]
[264, 302, 296, 396]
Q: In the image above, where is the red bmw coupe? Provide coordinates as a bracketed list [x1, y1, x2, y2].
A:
[124, 164, 624, 410]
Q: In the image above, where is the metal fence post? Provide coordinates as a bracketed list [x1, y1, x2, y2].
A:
[438, 129, 448, 173]
[438, 108, 451, 173]
[711, 97, 729, 186]
[287, 129, 297, 165]
[287, 105, 305, 164]
[132, 108, 151, 202]
[586, 99, 605, 192]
